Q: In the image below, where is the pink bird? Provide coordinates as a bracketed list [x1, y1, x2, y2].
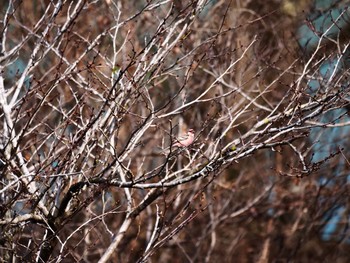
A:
[172, 129, 195, 147]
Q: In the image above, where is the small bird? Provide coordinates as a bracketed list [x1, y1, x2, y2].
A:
[172, 129, 195, 147]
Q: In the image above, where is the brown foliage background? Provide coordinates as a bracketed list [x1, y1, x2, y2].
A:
[1, 0, 350, 262]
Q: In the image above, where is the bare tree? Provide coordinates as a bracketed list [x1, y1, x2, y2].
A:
[1, 0, 350, 262]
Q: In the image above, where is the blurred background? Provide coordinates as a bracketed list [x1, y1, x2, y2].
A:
[1, 0, 350, 262]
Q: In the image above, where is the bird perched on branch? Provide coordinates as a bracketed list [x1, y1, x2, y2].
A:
[172, 129, 195, 147]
